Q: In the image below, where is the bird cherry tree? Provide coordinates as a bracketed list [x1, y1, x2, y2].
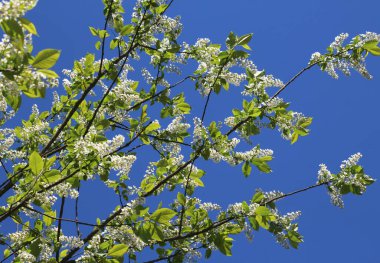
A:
[0, 0, 378, 262]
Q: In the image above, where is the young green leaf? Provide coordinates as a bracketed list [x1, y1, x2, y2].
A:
[108, 244, 129, 258]
[242, 161, 252, 177]
[32, 49, 61, 69]
[362, 41, 380, 56]
[19, 18, 38, 35]
[29, 151, 44, 175]
[150, 208, 177, 226]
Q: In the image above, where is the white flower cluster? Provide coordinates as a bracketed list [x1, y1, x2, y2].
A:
[310, 51, 322, 63]
[59, 235, 84, 249]
[317, 153, 374, 208]
[0, 34, 23, 70]
[8, 230, 29, 246]
[32, 189, 58, 207]
[267, 209, 302, 249]
[354, 31, 380, 48]
[227, 202, 259, 217]
[120, 197, 146, 220]
[242, 73, 284, 98]
[276, 211, 302, 225]
[77, 235, 101, 262]
[141, 68, 154, 85]
[199, 202, 222, 211]
[187, 38, 222, 95]
[104, 225, 146, 251]
[234, 147, 273, 163]
[0, 128, 25, 161]
[310, 32, 380, 79]
[165, 115, 191, 134]
[262, 97, 284, 109]
[17, 251, 36, 263]
[158, 37, 171, 52]
[329, 33, 349, 50]
[0, 0, 37, 21]
[192, 117, 207, 146]
[275, 111, 307, 141]
[183, 246, 202, 262]
[73, 129, 125, 159]
[20, 119, 50, 143]
[340, 152, 362, 170]
[109, 77, 141, 111]
[209, 138, 240, 164]
[263, 190, 284, 201]
[223, 116, 235, 128]
[329, 185, 344, 208]
[38, 242, 53, 261]
[110, 154, 137, 177]
[317, 163, 332, 183]
[53, 182, 79, 199]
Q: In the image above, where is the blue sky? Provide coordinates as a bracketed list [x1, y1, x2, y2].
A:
[23, 0, 380, 262]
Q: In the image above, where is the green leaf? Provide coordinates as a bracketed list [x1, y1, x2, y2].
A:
[22, 86, 46, 98]
[30, 239, 42, 258]
[3, 91, 22, 111]
[19, 18, 38, 35]
[108, 244, 129, 258]
[29, 151, 44, 175]
[242, 161, 252, 177]
[214, 234, 233, 256]
[205, 248, 212, 259]
[120, 25, 134, 36]
[192, 177, 205, 187]
[154, 4, 168, 14]
[248, 216, 259, 231]
[150, 208, 176, 226]
[32, 49, 61, 69]
[251, 191, 264, 204]
[145, 122, 161, 133]
[177, 192, 186, 206]
[44, 169, 61, 184]
[241, 43, 252, 50]
[237, 33, 253, 46]
[89, 27, 98, 36]
[256, 215, 270, 229]
[141, 222, 164, 241]
[291, 132, 299, 144]
[176, 102, 191, 114]
[43, 210, 56, 226]
[0, 20, 24, 48]
[226, 32, 237, 49]
[110, 39, 119, 50]
[3, 249, 10, 258]
[251, 158, 272, 173]
[255, 206, 271, 216]
[37, 69, 59, 78]
[363, 41, 380, 56]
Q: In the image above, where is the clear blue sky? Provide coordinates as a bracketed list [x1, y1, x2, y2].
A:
[24, 0, 380, 262]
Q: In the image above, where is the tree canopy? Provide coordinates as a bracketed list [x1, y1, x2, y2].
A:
[0, 0, 378, 262]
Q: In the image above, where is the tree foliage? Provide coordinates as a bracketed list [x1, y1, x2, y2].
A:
[0, 0, 378, 262]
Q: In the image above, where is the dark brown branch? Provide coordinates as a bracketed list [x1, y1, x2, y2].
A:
[177, 159, 195, 236]
[97, 0, 115, 76]
[83, 4, 149, 136]
[164, 181, 329, 243]
[75, 186, 81, 237]
[141, 153, 200, 198]
[56, 197, 66, 261]
[60, 208, 124, 263]
[83, 55, 129, 136]
[22, 205, 136, 228]
[0, 158, 9, 175]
